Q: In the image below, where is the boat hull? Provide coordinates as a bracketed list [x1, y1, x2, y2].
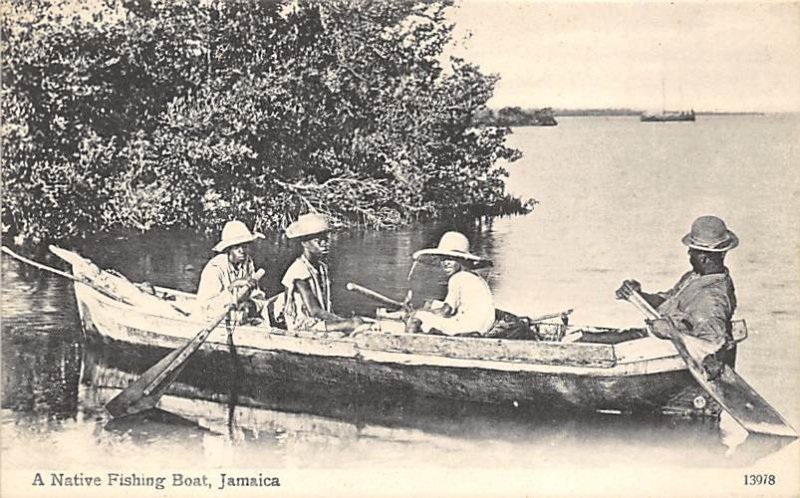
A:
[74, 282, 698, 413]
[640, 112, 696, 122]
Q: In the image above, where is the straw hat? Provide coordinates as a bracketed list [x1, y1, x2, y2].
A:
[681, 215, 738, 252]
[285, 213, 331, 240]
[213, 221, 264, 252]
[412, 231, 492, 270]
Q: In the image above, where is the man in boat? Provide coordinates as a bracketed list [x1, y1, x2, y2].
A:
[194, 220, 267, 323]
[280, 213, 364, 334]
[616, 215, 739, 377]
[405, 231, 495, 336]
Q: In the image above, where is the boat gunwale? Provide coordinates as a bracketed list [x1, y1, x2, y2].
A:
[73, 281, 688, 376]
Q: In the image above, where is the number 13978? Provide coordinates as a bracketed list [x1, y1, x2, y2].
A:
[744, 474, 776, 486]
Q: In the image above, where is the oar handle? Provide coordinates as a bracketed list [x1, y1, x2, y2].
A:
[529, 309, 573, 324]
[346, 282, 403, 308]
[627, 290, 661, 320]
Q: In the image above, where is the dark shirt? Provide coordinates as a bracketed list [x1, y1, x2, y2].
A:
[656, 269, 737, 354]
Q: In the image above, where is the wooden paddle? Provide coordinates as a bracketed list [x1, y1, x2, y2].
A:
[346, 282, 404, 308]
[623, 289, 797, 438]
[105, 269, 265, 418]
[528, 309, 573, 324]
[348, 281, 571, 326]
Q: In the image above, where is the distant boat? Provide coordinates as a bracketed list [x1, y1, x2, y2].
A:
[640, 109, 696, 122]
[641, 77, 695, 122]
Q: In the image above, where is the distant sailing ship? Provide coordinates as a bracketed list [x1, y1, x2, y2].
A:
[640, 109, 695, 122]
[641, 77, 696, 122]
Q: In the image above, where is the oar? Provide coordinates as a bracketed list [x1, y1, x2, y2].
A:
[529, 309, 573, 324]
[348, 281, 571, 326]
[105, 269, 265, 418]
[622, 289, 797, 438]
[346, 282, 403, 308]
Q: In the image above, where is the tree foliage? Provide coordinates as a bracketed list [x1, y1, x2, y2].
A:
[2, 0, 529, 244]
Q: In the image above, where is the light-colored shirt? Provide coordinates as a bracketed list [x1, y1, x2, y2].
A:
[656, 269, 737, 355]
[417, 270, 495, 335]
[194, 254, 263, 316]
[281, 256, 331, 331]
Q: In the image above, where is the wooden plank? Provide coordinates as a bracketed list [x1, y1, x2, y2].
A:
[352, 333, 616, 368]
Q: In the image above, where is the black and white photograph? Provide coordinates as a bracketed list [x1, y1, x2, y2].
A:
[1, 0, 798, 496]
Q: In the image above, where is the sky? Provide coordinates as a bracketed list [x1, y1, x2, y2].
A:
[446, 1, 800, 112]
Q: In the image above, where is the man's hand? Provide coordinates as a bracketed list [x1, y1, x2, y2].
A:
[615, 279, 642, 300]
[405, 316, 423, 334]
[701, 354, 724, 380]
[230, 278, 254, 292]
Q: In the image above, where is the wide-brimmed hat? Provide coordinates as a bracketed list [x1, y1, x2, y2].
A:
[412, 231, 493, 270]
[681, 215, 738, 252]
[213, 221, 264, 252]
[285, 213, 331, 240]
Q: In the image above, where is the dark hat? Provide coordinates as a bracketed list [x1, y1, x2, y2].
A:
[681, 216, 738, 252]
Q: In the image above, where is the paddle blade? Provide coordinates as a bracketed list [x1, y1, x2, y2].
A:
[104, 315, 227, 418]
[104, 346, 189, 418]
[671, 336, 797, 438]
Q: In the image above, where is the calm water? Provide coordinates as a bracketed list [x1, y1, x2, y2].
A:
[2, 115, 799, 491]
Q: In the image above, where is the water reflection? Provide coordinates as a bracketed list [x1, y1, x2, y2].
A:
[1, 331, 82, 423]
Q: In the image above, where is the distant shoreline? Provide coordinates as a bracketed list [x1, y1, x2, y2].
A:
[476, 107, 775, 126]
[551, 109, 769, 117]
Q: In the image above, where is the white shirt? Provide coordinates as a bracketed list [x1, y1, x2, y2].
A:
[443, 270, 495, 334]
[416, 270, 495, 335]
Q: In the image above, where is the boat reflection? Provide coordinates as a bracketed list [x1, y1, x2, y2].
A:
[81, 341, 792, 467]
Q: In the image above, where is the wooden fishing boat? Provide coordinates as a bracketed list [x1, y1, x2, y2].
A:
[68, 262, 735, 415]
[81, 344, 796, 465]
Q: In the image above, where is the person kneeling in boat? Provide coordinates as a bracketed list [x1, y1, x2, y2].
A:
[406, 232, 495, 336]
[616, 215, 739, 379]
[280, 213, 364, 334]
[194, 220, 268, 324]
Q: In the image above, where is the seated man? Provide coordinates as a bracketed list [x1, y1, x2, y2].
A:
[406, 231, 495, 336]
[280, 213, 363, 334]
[194, 220, 267, 323]
[616, 215, 739, 377]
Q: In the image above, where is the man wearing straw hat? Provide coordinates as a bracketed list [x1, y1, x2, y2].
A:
[616, 215, 739, 376]
[280, 213, 364, 334]
[195, 220, 267, 322]
[407, 231, 495, 336]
